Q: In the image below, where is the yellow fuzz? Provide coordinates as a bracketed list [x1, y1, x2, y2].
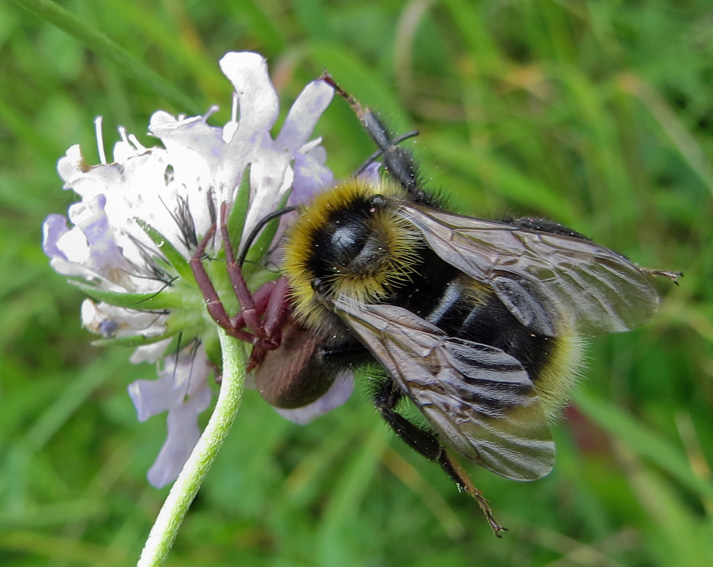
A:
[283, 178, 422, 332]
[463, 277, 585, 420]
[536, 335, 585, 421]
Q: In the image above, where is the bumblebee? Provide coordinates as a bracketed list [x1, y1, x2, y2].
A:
[191, 74, 678, 534]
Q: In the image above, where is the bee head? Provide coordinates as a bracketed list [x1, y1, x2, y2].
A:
[284, 179, 421, 332]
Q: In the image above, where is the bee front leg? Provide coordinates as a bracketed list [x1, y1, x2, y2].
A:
[320, 73, 429, 203]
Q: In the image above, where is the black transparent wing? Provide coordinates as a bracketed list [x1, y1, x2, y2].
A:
[401, 205, 660, 336]
[332, 297, 555, 481]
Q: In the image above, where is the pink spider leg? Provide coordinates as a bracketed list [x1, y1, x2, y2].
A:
[191, 202, 292, 364]
[227, 279, 278, 331]
[243, 278, 291, 370]
[224, 277, 291, 369]
[218, 203, 291, 363]
[190, 223, 258, 343]
[217, 203, 272, 341]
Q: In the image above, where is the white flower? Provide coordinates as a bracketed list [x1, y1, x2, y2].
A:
[42, 51, 338, 487]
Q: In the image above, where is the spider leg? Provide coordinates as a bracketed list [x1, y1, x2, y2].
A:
[190, 223, 256, 343]
[244, 278, 291, 370]
[228, 279, 277, 330]
[261, 277, 290, 340]
[192, 202, 291, 368]
[219, 203, 270, 341]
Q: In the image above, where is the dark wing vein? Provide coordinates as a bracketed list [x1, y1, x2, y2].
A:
[332, 297, 555, 480]
[401, 205, 660, 336]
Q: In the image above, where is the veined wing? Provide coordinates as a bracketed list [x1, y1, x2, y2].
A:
[331, 296, 555, 481]
[400, 204, 660, 336]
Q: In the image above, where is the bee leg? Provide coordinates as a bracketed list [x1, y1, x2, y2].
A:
[510, 216, 683, 285]
[641, 268, 682, 285]
[320, 73, 430, 204]
[372, 376, 442, 458]
[438, 453, 507, 537]
[372, 376, 505, 536]
[507, 216, 590, 240]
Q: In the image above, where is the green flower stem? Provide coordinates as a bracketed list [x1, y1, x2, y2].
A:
[137, 329, 247, 567]
[9, 0, 200, 114]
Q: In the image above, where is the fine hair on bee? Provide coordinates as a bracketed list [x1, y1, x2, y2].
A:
[190, 73, 680, 536]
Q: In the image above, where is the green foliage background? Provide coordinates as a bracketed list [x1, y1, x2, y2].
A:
[2, 0, 712, 565]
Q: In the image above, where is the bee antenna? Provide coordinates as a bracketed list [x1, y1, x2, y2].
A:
[238, 205, 298, 267]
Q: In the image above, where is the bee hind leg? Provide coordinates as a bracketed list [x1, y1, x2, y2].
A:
[438, 452, 507, 537]
[371, 375, 505, 536]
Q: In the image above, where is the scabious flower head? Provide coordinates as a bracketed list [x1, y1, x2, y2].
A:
[42, 52, 350, 487]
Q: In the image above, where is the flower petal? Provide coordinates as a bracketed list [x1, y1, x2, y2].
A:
[129, 339, 172, 365]
[359, 162, 382, 185]
[219, 52, 279, 142]
[290, 152, 335, 205]
[82, 300, 166, 339]
[42, 214, 70, 261]
[276, 79, 334, 153]
[147, 381, 212, 488]
[128, 374, 184, 422]
[128, 345, 212, 421]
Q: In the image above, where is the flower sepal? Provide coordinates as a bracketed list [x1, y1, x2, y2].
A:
[224, 165, 251, 254]
[240, 192, 291, 272]
[135, 218, 193, 281]
[69, 279, 193, 311]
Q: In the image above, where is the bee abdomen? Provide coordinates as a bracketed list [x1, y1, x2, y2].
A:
[405, 271, 584, 420]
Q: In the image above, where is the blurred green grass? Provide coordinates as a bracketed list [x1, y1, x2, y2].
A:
[2, 0, 712, 565]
